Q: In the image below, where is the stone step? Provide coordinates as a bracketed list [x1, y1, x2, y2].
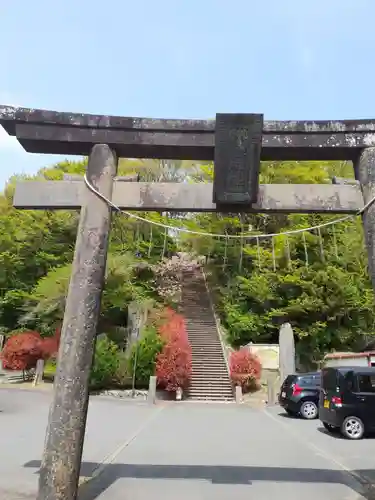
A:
[189, 385, 233, 392]
[182, 269, 233, 402]
[191, 355, 226, 360]
[190, 339, 222, 342]
[192, 370, 228, 375]
[187, 327, 217, 330]
[191, 346, 223, 350]
[187, 328, 220, 340]
[188, 391, 234, 398]
[185, 319, 216, 322]
[189, 336, 221, 340]
[191, 350, 225, 355]
[189, 337, 219, 340]
[189, 336, 221, 338]
[189, 339, 220, 343]
[192, 367, 228, 370]
[187, 328, 218, 331]
[190, 341, 222, 344]
[187, 332, 219, 336]
[190, 342, 223, 346]
[192, 367, 228, 372]
[187, 324, 218, 327]
[189, 332, 220, 336]
[192, 353, 224, 357]
[191, 352, 224, 356]
[191, 375, 230, 381]
[191, 366, 229, 372]
[192, 358, 227, 362]
[188, 396, 234, 401]
[189, 386, 233, 392]
[190, 342, 222, 346]
[191, 369, 229, 374]
[189, 393, 234, 399]
[188, 342, 221, 349]
[184, 313, 214, 316]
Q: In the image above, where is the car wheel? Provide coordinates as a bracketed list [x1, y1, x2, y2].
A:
[341, 416, 365, 440]
[300, 400, 318, 420]
[322, 422, 339, 433]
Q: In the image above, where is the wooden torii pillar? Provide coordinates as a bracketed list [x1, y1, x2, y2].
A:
[1, 105, 375, 499]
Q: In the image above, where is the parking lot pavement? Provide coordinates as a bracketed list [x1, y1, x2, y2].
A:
[0, 389, 373, 500]
[81, 403, 369, 500]
[0, 388, 159, 499]
[266, 405, 375, 493]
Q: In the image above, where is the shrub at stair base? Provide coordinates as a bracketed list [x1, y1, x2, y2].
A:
[156, 308, 192, 392]
[90, 337, 121, 390]
[230, 348, 262, 393]
[1, 328, 61, 372]
[127, 326, 165, 388]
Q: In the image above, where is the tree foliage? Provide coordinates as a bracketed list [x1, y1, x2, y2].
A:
[179, 160, 375, 365]
[0, 157, 372, 371]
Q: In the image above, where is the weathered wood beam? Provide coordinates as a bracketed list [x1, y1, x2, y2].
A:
[13, 181, 364, 214]
[1, 105, 375, 160]
[2, 105, 375, 132]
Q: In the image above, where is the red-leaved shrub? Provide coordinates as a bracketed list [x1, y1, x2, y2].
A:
[156, 308, 192, 391]
[2, 331, 44, 370]
[230, 348, 262, 392]
[1, 327, 62, 371]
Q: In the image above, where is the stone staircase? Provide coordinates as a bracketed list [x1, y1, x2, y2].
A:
[181, 268, 234, 401]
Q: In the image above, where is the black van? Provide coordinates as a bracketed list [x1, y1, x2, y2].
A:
[319, 366, 375, 440]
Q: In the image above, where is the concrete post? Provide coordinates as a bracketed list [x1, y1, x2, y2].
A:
[148, 375, 157, 405]
[279, 323, 295, 383]
[33, 359, 45, 387]
[267, 377, 276, 405]
[235, 385, 242, 404]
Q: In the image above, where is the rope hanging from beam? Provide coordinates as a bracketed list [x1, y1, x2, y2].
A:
[83, 174, 375, 241]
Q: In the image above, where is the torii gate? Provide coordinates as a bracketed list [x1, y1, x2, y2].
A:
[1, 106, 375, 500]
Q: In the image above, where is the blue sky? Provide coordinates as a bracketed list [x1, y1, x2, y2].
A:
[0, 0, 374, 186]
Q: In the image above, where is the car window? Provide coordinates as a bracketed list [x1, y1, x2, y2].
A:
[357, 374, 375, 393]
[312, 374, 320, 386]
[322, 369, 338, 391]
[345, 371, 355, 391]
[283, 375, 296, 387]
[299, 376, 315, 386]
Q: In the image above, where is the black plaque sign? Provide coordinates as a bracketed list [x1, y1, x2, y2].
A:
[213, 113, 263, 205]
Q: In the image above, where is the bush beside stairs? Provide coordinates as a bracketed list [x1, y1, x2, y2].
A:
[181, 268, 234, 402]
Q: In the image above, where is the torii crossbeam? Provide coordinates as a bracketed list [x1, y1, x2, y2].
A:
[2, 105, 375, 500]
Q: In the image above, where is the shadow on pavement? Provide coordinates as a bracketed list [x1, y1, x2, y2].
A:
[316, 426, 345, 439]
[24, 460, 375, 499]
[277, 412, 298, 419]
